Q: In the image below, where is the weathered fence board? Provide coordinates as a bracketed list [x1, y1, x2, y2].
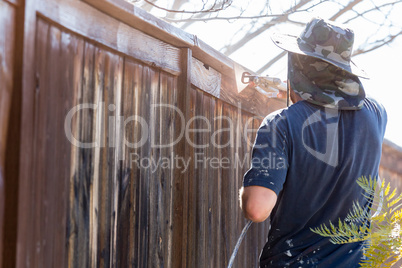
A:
[0, 1, 17, 267]
[65, 29, 85, 268]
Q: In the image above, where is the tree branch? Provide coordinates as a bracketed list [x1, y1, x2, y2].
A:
[141, 0, 233, 14]
[353, 30, 402, 57]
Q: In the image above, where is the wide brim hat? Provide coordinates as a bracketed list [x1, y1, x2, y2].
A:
[271, 18, 368, 79]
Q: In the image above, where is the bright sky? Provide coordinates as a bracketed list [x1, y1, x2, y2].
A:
[177, 0, 402, 147]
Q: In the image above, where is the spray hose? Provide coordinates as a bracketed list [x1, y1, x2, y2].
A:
[227, 220, 253, 268]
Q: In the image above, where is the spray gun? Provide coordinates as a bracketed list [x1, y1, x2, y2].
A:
[241, 72, 290, 106]
[226, 74, 289, 268]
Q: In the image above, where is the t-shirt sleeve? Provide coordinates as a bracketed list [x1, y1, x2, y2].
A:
[243, 112, 289, 195]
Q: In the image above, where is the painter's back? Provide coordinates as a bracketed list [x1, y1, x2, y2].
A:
[243, 97, 387, 267]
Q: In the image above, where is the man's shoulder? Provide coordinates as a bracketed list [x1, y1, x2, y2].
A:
[364, 96, 386, 113]
[262, 101, 317, 126]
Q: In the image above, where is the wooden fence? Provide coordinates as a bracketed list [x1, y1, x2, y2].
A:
[0, 0, 286, 267]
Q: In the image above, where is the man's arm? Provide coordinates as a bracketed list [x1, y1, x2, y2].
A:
[239, 186, 277, 223]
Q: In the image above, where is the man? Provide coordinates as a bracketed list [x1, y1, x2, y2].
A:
[240, 18, 387, 267]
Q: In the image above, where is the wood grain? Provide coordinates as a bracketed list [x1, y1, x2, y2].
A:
[63, 29, 85, 268]
[0, 1, 15, 170]
[81, 0, 287, 115]
[15, 1, 287, 267]
[186, 86, 197, 268]
[174, 48, 192, 268]
[191, 57, 221, 98]
[34, 0, 287, 116]
[83, 0, 234, 75]
[117, 57, 140, 267]
[0, 2, 16, 267]
[36, 0, 181, 76]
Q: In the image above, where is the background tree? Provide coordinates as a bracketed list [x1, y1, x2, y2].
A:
[128, 0, 402, 76]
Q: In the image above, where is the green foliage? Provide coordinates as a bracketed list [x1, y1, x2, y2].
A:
[310, 176, 402, 267]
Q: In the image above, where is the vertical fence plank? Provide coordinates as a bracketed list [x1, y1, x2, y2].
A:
[148, 67, 162, 267]
[214, 99, 223, 267]
[90, 46, 105, 268]
[32, 19, 49, 268]
[66, 31, 85, 268]
[206, 95, 215, 268]
[0, 2, 17, 267]
[72, 40, 96, 268]
[239, 110, 254, 267]
[138, 66, 153, 268]
[116, 58, 138, 268]
[44, 25, 63, 268]
[194, 89, 206, 267]
[220, 101, 233, 266]
[0, 0, 15, 166]
[174, 48, 191, 268]
[233, 104, 241, 268]
[186, 87, 196, 268]
[0, 4, 16, 265]
[163, 73, 176, 268]
[110, 54, 123, 268]
[95, 62, 107, 266]
[89, 48, 122, 268]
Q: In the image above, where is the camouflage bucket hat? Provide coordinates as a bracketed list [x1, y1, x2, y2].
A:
[271, 17, 368, 78]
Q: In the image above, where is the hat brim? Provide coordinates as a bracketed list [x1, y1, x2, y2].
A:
[271, 32, 369, 79]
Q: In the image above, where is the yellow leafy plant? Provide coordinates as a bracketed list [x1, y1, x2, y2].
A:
[311, 176, 402, 267]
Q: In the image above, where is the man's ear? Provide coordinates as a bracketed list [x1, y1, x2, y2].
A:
[289, 85, 302, 104]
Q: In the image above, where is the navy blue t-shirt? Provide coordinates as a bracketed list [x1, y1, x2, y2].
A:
[243, 98, 387, 267]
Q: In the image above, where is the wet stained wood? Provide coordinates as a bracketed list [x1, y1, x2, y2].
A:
[138, 66, 153, 268]
[28, 18, 80, 268]
[239, 110, 259, 267]
[1, 1, 26, 265]
[186, 86, 197, 268]
[15, 2, 289, 267]
[159, 72, 176, 268]
[0, 2, 16, 266]
[0, 1, 15, 169]
[110, 53, 123, 268]
[212, 99, 223, 267]
[43, 24, 62, 268]
[195, 88, 206, 267]
[205, 94, 215, 268]
[148, 64, 162, 268]
[62, 30, 85, 268]
[118, 58, 141, 268]
[89, 46, 103, 268]
[220, 101, 236, 266]
[231, 103, 241, 268]
[76, 40, 96, 268]
[32, 19, 49, 268]
[174, 48, 192, 268]
[94, 49, 123, 267]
